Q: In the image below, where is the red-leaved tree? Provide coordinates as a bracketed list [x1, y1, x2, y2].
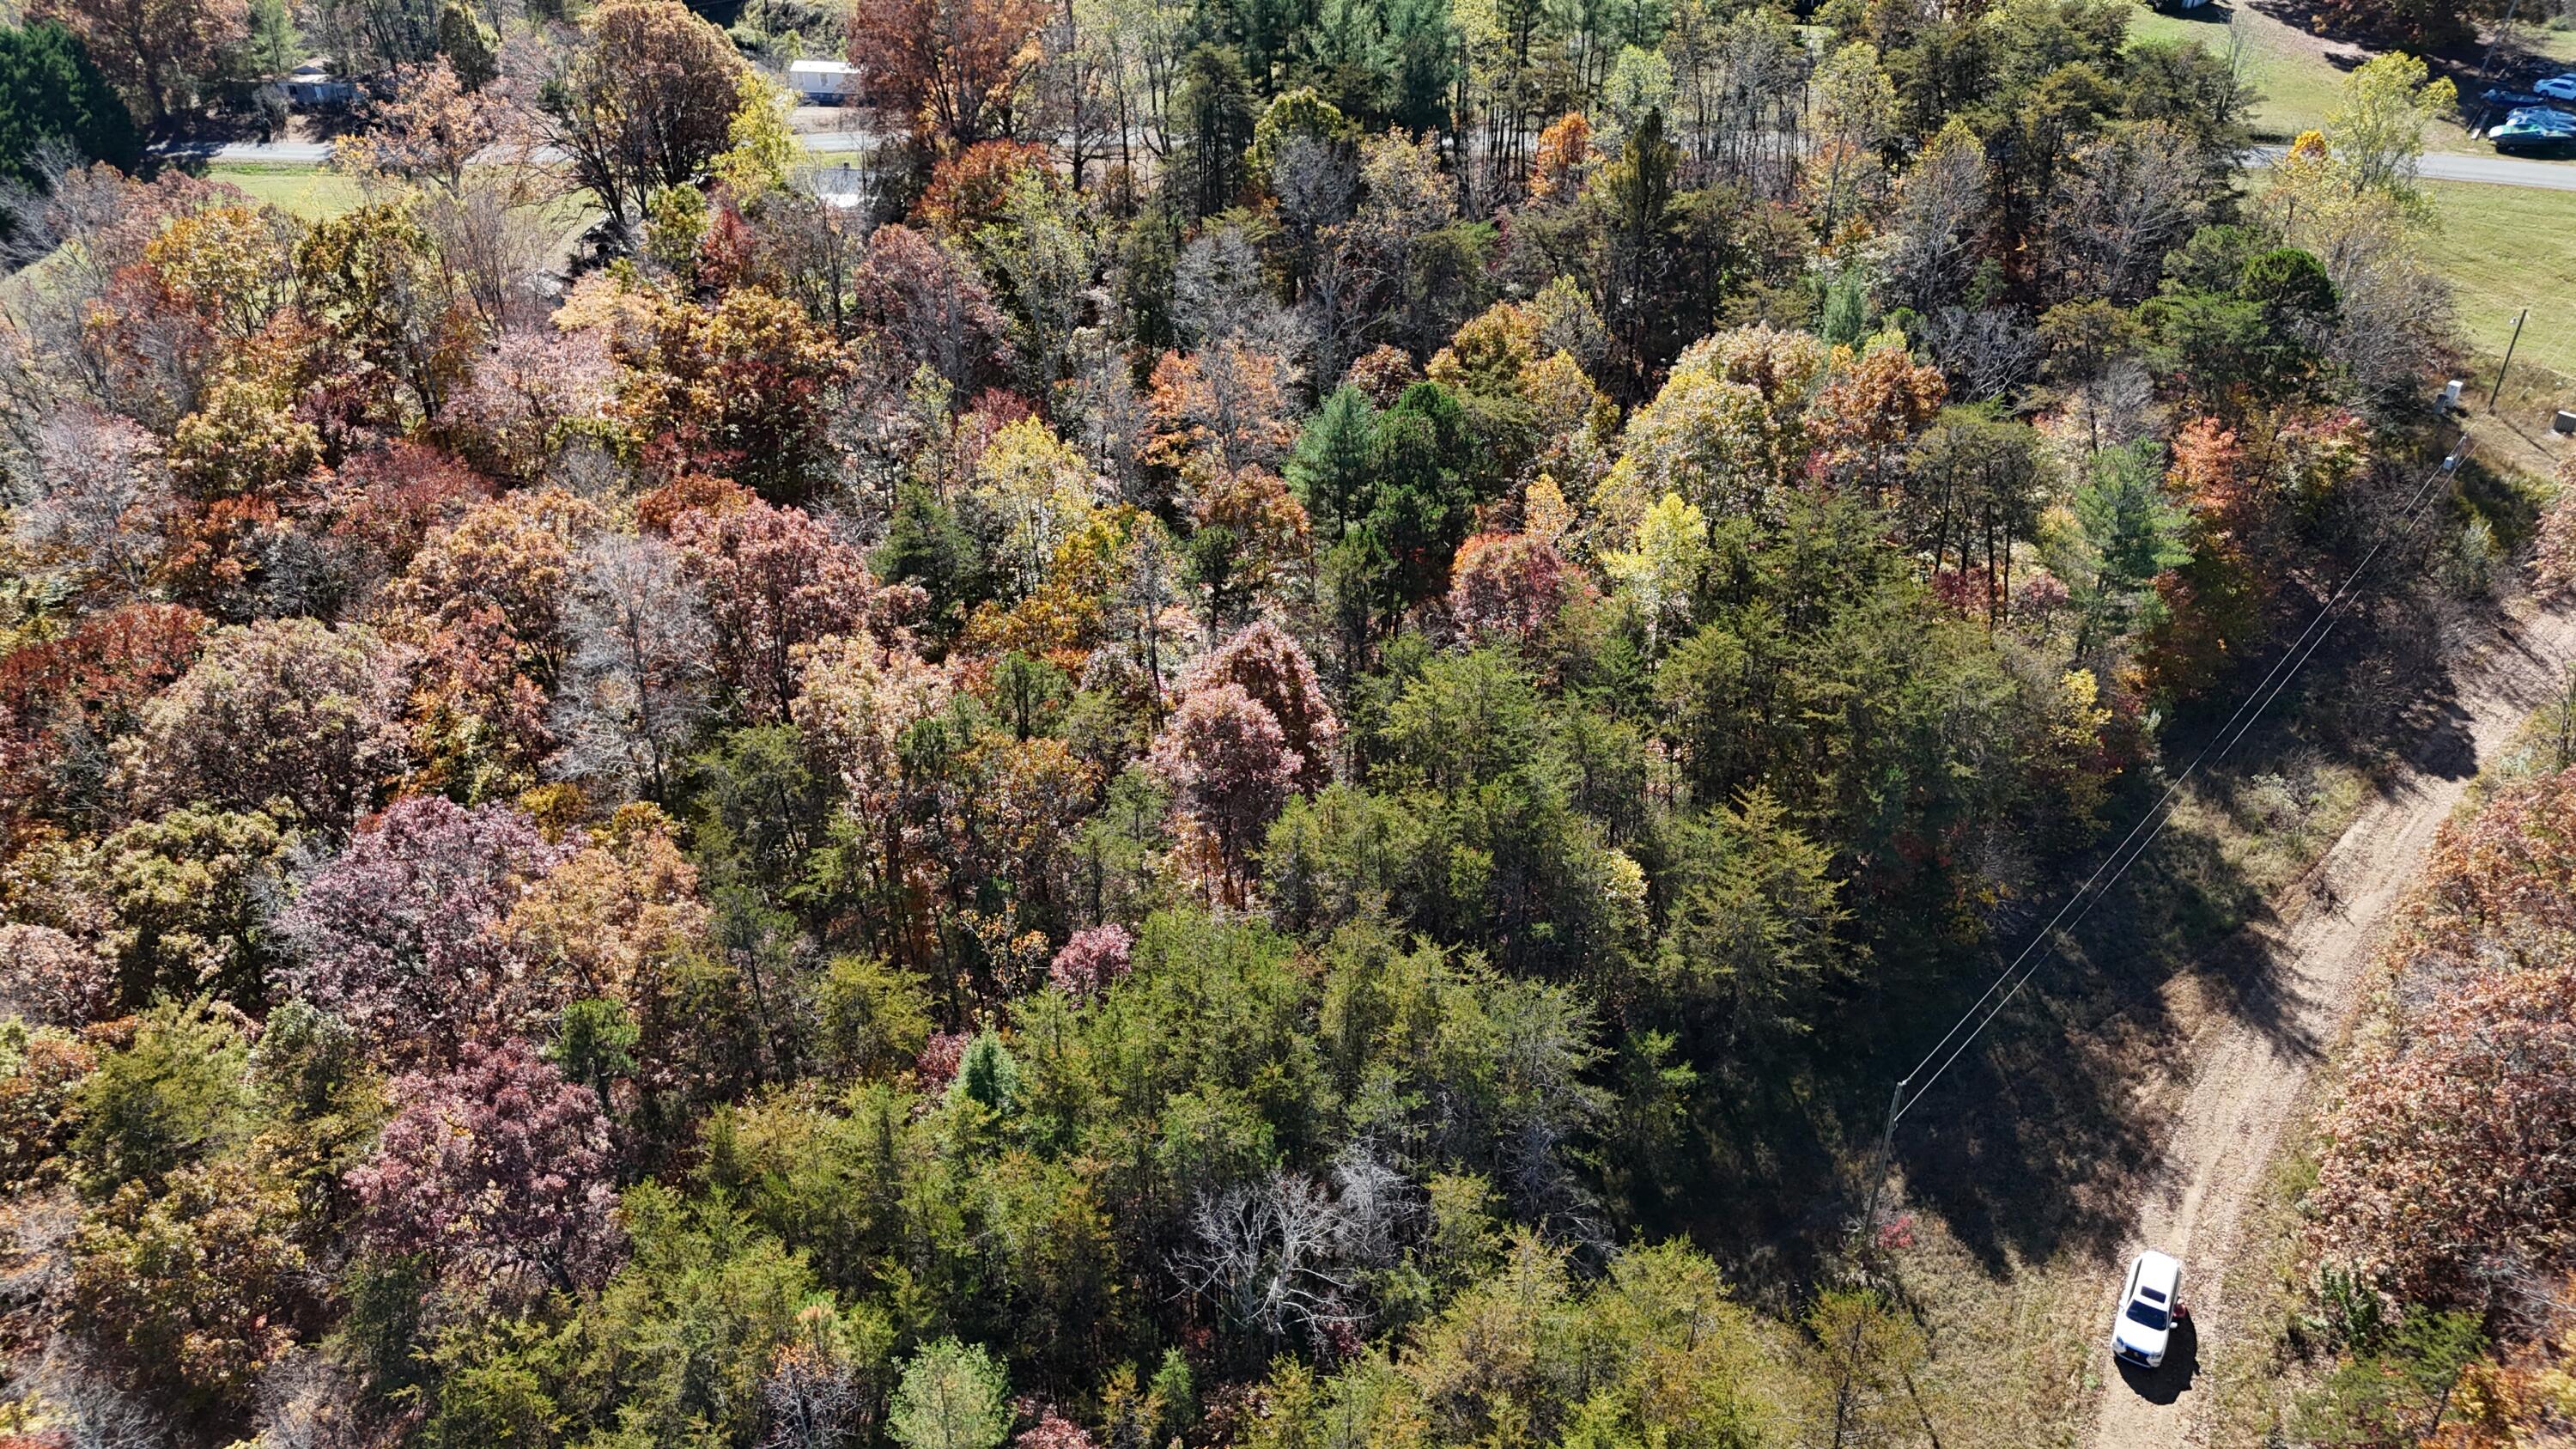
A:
[0, 925, 118, 1027]
[2311, 768, 2576, 1303]
[1149, 681, 1295, 900]
[853, 224, 1015, 393]
[672, 497, 905, 723]
[847, 0, 1047, 146]
[348, 1038, 623, 1300]
[1180, 620, 1339, 794]
[113, 618, 414, 830]
[1047, 922, 1133, 999]
[0, 602, 205, 843]
[277, 796, 576, 1064]
[1448, 531, 1592, 654]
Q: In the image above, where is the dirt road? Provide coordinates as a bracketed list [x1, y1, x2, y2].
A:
[2087, 597, 2576, 1449]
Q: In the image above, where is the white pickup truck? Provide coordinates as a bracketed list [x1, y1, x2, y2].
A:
[2111, 1251, 2185, 1370]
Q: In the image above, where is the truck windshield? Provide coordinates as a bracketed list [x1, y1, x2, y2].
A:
[2126, 1300, 2171, 1331]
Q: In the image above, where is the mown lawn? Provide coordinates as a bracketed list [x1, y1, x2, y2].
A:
[2421, 179, 2576, 381]
[198, 165, 602, 271]
[2126, 1, 2351, 143]
[2124, 1, 2500, 153]
[203, 162, 368, 219]
[2508, 16, 2576, 66]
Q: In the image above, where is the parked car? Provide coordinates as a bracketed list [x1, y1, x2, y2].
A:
[2493, 107, 2576, 154]
[2534, 73, 2576, 100]
[2485, 86, 2544, 108]
[2111, 1251, 2185, 1370]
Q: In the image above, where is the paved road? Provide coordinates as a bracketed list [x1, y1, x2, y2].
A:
[176, 131, 2576, 190]
[157, 138, 337, 162]
[153, 112, 875, 167]
[2415, 149, 2576, 190]
[2245, 143, 2576, 190]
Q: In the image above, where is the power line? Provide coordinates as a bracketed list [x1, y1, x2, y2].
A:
[1879, 435, 2471, 1135]
[1832, 435, 2467, 1448]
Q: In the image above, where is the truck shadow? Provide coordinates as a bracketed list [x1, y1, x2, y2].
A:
[2116, 1318, 2201, 1406]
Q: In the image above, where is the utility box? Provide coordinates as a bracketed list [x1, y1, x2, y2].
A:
[2444, 379, 2465, 409]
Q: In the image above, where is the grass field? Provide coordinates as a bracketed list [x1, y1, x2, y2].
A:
[201, 162, 367, 219]
[5, 169, 601, 319]
[2509, 16, 2576, 66]
[2126, 2, 2351, 143]
[2422, 180, 2576, 381]
[2125, 1, 2493, 152]
[198, 165, 600, 270]
[2396, 180, 2576, 483]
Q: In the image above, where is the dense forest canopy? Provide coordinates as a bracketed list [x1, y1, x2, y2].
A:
[0, 0, 2555, 1439]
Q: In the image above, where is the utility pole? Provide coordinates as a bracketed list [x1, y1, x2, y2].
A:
[2554, 661, 2575, 771]
[1857, 1077, 1907, 1260]
[1832, 1077, 1910, 1449]
[2473, 0, 2525, 137]
[2490, 307, 2528, 410]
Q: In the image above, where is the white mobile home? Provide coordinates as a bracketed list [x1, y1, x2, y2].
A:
[787, 59, 860, 105]
[282, 60, 355, 107]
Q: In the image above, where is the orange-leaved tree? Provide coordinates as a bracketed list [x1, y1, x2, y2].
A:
[848, 0, 1047, 148]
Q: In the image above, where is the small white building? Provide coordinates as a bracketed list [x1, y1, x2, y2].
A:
[281, 59, 355, 107]
[787, 59, 860, 105]
[799, 164, 871, 210]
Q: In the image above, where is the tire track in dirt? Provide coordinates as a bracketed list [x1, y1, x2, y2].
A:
[2087, 598, 2576, 1449]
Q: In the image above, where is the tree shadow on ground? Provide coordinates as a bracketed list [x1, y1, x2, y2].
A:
[2245, 0, 2575, 111]
[1876, 575, 2484, 1275]
[2150, 0, 2234, 27]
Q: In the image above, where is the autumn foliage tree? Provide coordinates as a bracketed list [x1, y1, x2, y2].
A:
[32, 0, 242, 122]
[2312, 766, 2576, 1305]
[348, 1037, 623, 1300]
[112, 618, 413, 830]
[70, 1160, 305, 1419]
[1449, 531, 1592, 654]
[535, 0, 748, 240]
[0, 0, 2463, 1438]
[276, 796, 575, 1063]
[0, 925, 117, 1027]
[854, 224, 1016, 391]
[1180, 620, 1339, 794]
[0, 603, 204, 842]
[1149, 680, 1295, 900]
[381, 487, 600, 798]
[615, 287, 852, 502]
[846, 0, 1047, 146]
[2139, 417, 2265, 697]
[672, 496, 896, 722]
